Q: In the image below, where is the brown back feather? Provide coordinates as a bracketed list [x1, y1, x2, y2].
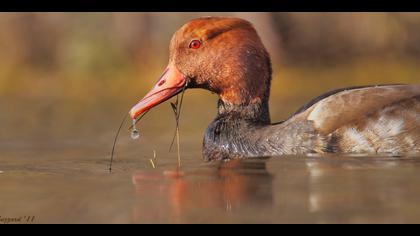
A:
[291, 84, 420, 134]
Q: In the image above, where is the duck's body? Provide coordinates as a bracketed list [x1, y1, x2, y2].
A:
[129, 17, 420, 161]
[204, 85, 420, 160]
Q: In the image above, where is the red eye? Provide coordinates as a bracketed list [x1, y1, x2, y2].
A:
[189, 40, 201, 49]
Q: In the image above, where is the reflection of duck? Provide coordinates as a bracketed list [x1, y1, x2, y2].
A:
[301, 158, 412, 222]
[131, 160, 272, 223]
[129, 17, 420, 160]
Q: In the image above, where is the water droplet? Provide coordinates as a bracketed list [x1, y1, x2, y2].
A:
[131, 129, 140, 140]
[131, 119, 140, 140]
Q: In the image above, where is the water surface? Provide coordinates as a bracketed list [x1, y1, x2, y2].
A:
[1, 141, 420, 224]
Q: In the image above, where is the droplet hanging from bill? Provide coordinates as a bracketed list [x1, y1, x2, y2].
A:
[131, 119, 140, 140]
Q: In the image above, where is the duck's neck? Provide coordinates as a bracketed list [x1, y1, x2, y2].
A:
[203, 52, 274, 160]
[217, 99, 271, 125]
[203, 98, 273, 160]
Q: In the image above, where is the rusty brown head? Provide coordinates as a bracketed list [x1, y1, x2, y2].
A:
[130, 17, 272, 120]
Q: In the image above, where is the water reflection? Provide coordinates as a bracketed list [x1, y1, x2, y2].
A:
[131, 159, 273, 223]
[304, 157, 412, 216]
[2, 148, 420, 223]
[271, 156, 420, 223]
[129, 156, 420, 223]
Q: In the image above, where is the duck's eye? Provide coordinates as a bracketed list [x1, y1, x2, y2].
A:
[189, 40, 201, 49]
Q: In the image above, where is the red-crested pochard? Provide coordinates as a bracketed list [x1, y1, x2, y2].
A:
[129, 17, 420, 160]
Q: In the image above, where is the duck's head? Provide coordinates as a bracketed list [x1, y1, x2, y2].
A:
[129, 17, 272, 120]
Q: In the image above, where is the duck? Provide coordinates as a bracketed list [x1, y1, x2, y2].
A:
[129, 16, 420, 161]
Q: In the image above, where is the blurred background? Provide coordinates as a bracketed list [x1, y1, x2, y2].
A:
[1, 13, 420, 159]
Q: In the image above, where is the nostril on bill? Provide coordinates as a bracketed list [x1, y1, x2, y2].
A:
[158, 79, 166, 86]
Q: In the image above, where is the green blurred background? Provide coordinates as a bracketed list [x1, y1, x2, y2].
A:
[1, 13, 419, 156]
